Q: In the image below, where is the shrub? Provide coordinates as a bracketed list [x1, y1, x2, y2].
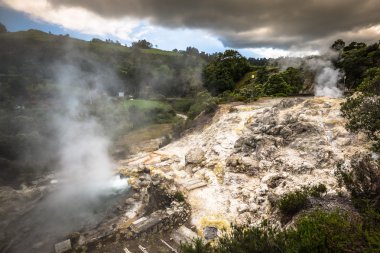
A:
[277, 190, 308, 216]
[286, 209, 365, 253]
[336, 155, 380, 210]
[215, 222, 285, 253]
[180, 209, 372, 253]
[173, 190, 185, 202]
[181, 238, 212, 253]
[308, 183, 327, 198]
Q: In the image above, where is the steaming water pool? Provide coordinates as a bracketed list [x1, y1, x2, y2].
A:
[3, 175, 131, 253]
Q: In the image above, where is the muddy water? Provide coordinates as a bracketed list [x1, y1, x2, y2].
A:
[2, 178, 131, 253]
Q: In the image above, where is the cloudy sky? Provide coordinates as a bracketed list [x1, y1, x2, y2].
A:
[1, 0, 380, 58]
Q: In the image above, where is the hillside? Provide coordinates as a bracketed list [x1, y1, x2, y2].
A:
[0, 29, 205, 101]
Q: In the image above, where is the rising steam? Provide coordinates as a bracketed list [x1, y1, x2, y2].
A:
[276, 52, 344, 98]
[306, 57, 343, 98]
[5, 49, 131, 253]
[52, 63, 115, 199]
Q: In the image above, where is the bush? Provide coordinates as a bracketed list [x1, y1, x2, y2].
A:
[308, 183, 327, 198]
[286, 209, 365, 253]
[336, 155, 380, 210]
[180, 209, 372, 253]
[341, 92, 380, 152]
[181, 221, 285, 253]
[173, 190, 185, 202]
[181, 238, 212, 253]
[277, 190, 308, 216]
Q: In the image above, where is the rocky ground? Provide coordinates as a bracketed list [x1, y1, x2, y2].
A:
[1, 97, 372, 252]
[121, 96, 371, 237]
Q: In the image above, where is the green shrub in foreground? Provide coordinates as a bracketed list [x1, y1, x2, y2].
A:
[308, 183, 327, 198]
[277, 190, 308, 216]
[180, 209, 373, 253]
[285, 210, 364, 253]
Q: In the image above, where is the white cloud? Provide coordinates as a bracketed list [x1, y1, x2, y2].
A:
[247, 47, 319, 58]
[1, 0, 142, 41]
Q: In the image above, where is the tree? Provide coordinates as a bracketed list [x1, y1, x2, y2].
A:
[185, 47, 199, 55]
[280, 67, 305, 94]
[263, 73, 292, 96]
[358, 67, 380, 95]
[336, 41, 379, 89]
[203, 50, 251, 95]
[131, 39, 153, 49]
[331, 39, 345, 51]
[0, 22, 7, 33]
[341, 68, 380, 151]
[344, 41, 367, 51]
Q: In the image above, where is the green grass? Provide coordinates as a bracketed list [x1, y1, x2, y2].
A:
[122, 99, 173, 111]
[167, 98, 194, 113]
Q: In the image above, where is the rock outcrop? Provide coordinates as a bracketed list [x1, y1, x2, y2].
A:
[156, 97, 369, 229]
[121, 97, 371, 240]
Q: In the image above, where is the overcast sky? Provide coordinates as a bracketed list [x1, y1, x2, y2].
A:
[1, 0, 379, 58]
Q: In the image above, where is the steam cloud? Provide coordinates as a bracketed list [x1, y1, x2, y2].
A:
[52, 63, 115, 198]
[306, 57, 343, 98]
[276, 52, 344, 98]
[7, 51, 130, 253]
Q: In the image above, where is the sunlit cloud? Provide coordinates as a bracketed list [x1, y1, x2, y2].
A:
[247, 47, 319, 58]
[1, 0, 142, 41]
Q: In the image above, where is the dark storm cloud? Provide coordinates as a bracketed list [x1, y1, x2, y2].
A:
[48, 0, 380, 49]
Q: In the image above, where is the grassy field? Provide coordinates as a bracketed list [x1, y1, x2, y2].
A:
[122, 99, 173, 111]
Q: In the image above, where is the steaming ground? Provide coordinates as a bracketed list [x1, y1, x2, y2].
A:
[1, 55, 132, 252]
[4, 175, 129, 253]
[308, 58, 343, 98]
[277, 53, 344, 98]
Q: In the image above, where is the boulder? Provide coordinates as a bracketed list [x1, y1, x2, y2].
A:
[234, 136, 257, 153]
[185, 148, 205, 165]
[203, 226, 218, 240]
[226, 155, 259, 175]
[289, 122, 319, 135]
[262, 173, 286, 188]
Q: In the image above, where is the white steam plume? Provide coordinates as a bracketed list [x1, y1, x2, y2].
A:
[51, 60, 127, 200]
[306, 57, 343, 98]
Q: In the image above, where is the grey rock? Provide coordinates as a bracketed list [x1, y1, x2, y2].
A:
[185, 148, 205, 165]
[234, 136, 257, 153]
[203, 226, 218, 240]
[55, 239, 71, 253]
